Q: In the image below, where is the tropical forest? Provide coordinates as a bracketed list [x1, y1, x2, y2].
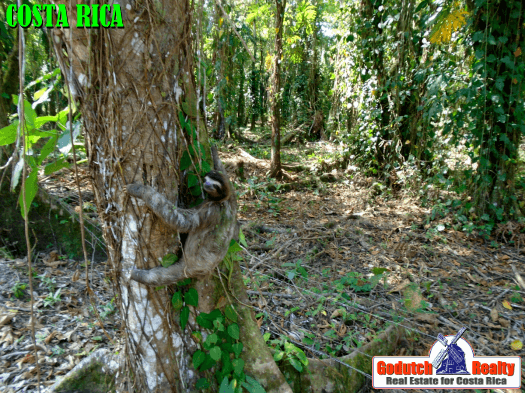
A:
[0, 0, 524, 392]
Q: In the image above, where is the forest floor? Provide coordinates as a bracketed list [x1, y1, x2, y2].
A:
[0, 139, 524, 392]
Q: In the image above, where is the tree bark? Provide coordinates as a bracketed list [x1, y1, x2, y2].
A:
[49, 1, 291, 391]
[270, 0, 286, 179]
[237, 56, 245, 127]
[0, 29, 18, 129]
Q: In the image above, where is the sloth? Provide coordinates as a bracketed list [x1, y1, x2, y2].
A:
[126, 149, 237, 286]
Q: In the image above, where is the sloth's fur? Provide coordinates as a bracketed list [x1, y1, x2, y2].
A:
[126, 150, 237, 286]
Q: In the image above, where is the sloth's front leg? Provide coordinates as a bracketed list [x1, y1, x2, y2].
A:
[130, 261, 187, 286]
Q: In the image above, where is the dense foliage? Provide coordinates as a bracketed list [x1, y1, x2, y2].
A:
[1, 0, 524, 228]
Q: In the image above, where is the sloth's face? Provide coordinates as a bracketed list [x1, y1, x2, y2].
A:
[203, 172, 224, 199]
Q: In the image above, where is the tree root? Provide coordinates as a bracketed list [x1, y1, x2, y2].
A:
[283, 323, 406, 393]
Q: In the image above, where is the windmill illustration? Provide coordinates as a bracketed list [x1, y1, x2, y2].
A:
[432, 327, 469, 374]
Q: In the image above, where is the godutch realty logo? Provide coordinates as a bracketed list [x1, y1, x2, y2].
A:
[373, 327, 521, 389]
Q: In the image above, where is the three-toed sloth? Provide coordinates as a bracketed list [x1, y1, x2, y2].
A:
[126, 150, 237, 286]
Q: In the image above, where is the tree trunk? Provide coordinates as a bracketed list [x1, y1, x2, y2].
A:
[250, 36, 259, 132]
[49, 1, 291, 391]
[259, 46, 267, 126]
[0, 29, 18, 129]
[214, 3, 227, 140]
[270, 0, 286, 179]
[361, 0, 391, 168]
[237, 56, 245, 127]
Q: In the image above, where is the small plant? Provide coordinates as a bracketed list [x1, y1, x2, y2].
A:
[38, 274, 56, 292]
[333, 268, 387, 293]
[100, 298, 117, 319]
[510, 288, 523, 303]
[173, 279, 265, 392]
[51, 346, 65, 356]
[282, 259, 308, 281]
[43, 289, 62, 308]
[0, 247, 13, 259]
[36, 333, 47, 342]
[267, 194, 282, 217]
[11, 282, 27, 298]
[284, 306, 300, 318]
[265, 335, 309, 373]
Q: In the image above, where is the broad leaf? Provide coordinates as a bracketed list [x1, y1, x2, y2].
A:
[19, 171, 38, 219]
[192, 350, 206, 369]
[171, 291, 183, 311]
[184, 288, 199, 307]
[224, 304, 238, 322]
[209, 346, 221, 361]
[0, 122, 19, 146]
[180, 306, 190, 330]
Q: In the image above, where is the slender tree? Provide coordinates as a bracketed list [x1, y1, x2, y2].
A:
[269, 0, 286, 178]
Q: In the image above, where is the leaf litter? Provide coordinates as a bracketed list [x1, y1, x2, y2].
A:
[0, 143, 524, 392]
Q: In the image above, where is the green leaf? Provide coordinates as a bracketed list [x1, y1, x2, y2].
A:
[172, 291, 183, 310]
[273, 350, 284, 362]
[44, 158, 70, 175]
[220, 377, 234, 393]
[232, 342, 243, 357]
[178, 278, 192, 286]
[227, 323, 240, 340]
[178, 111, 186, 128]
[193, 350, 206, 369]
[221, 351, 233, 374]
[372, 267, 388, 275]
[242, 375, 267, 393]
[214, 318, 225, 332]
[221, 341, 233, 354]
[56, 109, 69, 129]
[205, 333, 218, 346]
[180, 151, 192, 171]
[162, 253, 178, 267]
[195, 378, 210, 389]
[19, 171, 38, 219]
[23, 100, 37, 130]
[238, 229, 247, 247]
[188, 173, 199, 188]
[200, 355, 216, 371]
[302, 337, 314, 345]
[415, 0, 428, 12]
[209, 346, 221, 361]
[232, 358, 244, 376]
[190, 185, 202, 196]
[0, 122, 19, 146]
[294, 349, 308, 365]
[180, 306, 190, 330]
[224, 305, 238, 322]
[37, 135, 58, 165]
[185, 288, 199, 307]
[34, 115, 58, 129]
[288, 358, 303, 372]
[208, 309, 223, 321]
[201, 161, 212, 173]
[228, 239, 243, 254]
[196, 313, 213, 329]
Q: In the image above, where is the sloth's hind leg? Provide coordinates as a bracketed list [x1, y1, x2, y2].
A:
[130, 261, 187, 286]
